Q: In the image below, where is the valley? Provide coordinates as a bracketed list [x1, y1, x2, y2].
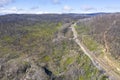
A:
[0, 13, 119, 80]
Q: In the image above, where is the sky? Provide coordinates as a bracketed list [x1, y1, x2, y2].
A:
[0, 0, 120, 14]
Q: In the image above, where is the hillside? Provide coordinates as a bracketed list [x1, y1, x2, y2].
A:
[75, 13, 120, 80]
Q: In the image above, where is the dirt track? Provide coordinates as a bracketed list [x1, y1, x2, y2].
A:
[70, 22, 120, 80]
